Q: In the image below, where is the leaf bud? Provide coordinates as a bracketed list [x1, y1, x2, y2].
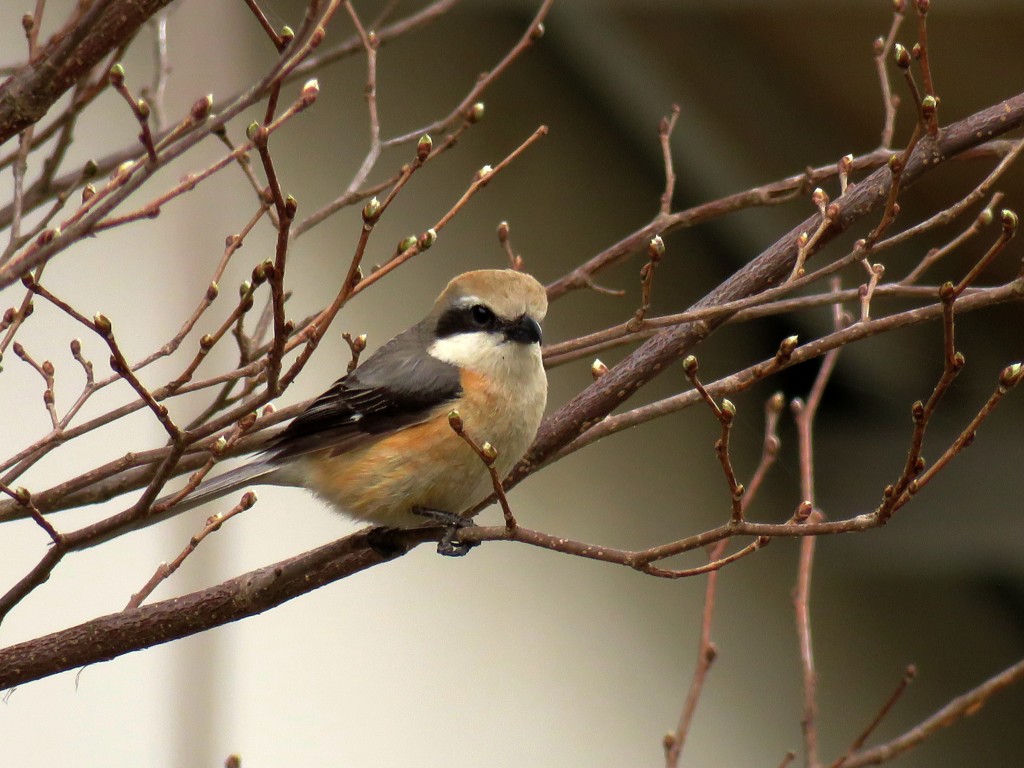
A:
[1000, 209, 1018, 235]
[416, 134, 432, 161]
[362, 197, 381, 223]
[776, 335, 799, 360]
[108, 63, 126, 87]
[418, 228, 437, 250]
[301, 79, 320, 105]
[894, 43, 911, 69]
[191, 94, 214, 121]
[447, 410, 464, 433]
[480, 442, 498, 464]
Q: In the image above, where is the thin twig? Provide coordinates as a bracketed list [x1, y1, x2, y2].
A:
[659, 104, 681, 214]
[448, 411, 516, 531]
[841, 658, 1024, 768]
[873, 6, 904, 149]
[125, 491, 257, 610]
[831, 665, 917, 768]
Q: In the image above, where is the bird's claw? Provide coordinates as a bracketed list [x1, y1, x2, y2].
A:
[412, 507, 478, 557]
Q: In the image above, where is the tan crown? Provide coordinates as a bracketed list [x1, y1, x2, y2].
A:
[433, 269, 547, 323]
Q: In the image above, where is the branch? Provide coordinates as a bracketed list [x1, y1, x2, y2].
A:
[842, 657, 1024, 768]
[0, 525, 438, 689]
[516, 90, 1024, 485]
[0, 0, 178, 145]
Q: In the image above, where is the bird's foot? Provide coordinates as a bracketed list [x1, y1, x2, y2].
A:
[411, 507, 478, 557]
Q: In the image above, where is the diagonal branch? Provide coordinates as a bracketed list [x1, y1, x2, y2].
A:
[514, 90, 1024, 485]
[0, 0, 179, 145]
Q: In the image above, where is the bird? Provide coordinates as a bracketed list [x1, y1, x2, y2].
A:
[136, 269, 548, 552]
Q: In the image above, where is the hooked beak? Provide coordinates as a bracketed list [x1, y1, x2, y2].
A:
[503, 315, 542, 345]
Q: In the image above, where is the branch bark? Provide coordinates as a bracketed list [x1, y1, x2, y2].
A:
[0, 525, 434, 689]
[515, 91, 1024, 482]
[4, 68, 1024, 700]
[0, 0, 178, 146]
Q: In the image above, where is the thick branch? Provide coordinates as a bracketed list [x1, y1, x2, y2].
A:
[0, 525, 435, 689]
[0, 0, 178, 145]
[515, 91, 1024, 482]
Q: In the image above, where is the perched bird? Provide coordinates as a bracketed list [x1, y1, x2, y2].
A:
[146, 269, 548, 547]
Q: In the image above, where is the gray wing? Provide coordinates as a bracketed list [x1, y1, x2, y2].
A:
[267, 321, 461, 462]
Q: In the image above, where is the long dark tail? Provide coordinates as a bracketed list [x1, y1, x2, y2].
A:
[80, 456, 296, 550]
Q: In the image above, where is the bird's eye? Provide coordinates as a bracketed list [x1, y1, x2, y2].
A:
[470, 304, 494, 326]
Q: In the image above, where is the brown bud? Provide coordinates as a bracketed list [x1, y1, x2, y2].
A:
[999, 362, 1023, 391]
[894, 43, 911, 69]
[108, 63, 126, 87]
[93, 312, 112, 334]
[776, 335, 799, 361]
[648, 235, 665, 260]
[911, 400, 925, 421]
[416, 134, 432, 161]
[418, 229, 437, 250]
[191, 94, 214, 121]
[795, 501, 813, 522]
[720, 399, 736, 421]
[480, 442, 498, 464]
[301, 79, 320, 106]
[448, 410, 464, 433]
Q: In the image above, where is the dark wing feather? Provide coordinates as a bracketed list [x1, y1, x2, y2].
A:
[268, 322, 461, 461]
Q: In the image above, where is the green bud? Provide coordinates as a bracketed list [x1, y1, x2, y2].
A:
[108, 63, 126, 87]
[417, 134, 432, 161]
[448, 410, 464, 433]
[362, 197, 381, 223]
[418, 228, 437, 250]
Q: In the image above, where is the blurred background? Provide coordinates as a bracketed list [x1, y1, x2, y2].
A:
[1, 1, 1022, 766]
